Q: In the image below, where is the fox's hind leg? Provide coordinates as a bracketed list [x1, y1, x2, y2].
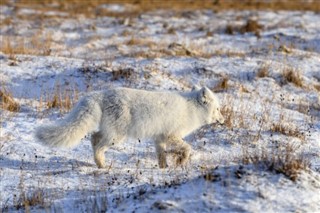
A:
[91, 131, 126, 169]
[91, 132, 107, 168]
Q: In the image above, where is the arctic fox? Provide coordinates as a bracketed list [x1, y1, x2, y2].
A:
[35, 86, 224, 168]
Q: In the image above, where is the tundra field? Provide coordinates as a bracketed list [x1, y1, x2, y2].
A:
[0, 0, 320, 212]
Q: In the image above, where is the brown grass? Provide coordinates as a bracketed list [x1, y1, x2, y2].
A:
[14, 189, 47, 211]
[281, 67, 304, 87]
[220, 104, 233, 129]
[241, 19, 262, 36]
[213, 77, 229, 92]
[226, 19, 262, 37]
[126, 37, 155, 47]
[111, 67, 135, 80]
[0, 33, 52, 56]
[40, 83, 79, 113]
[0, 86, 20, 112]
[124, 42, 216, 59]
[225, 24, 235, 35]
[3, 0, 319, 19]
[278, 45, 292, 54]
[271, 123, 305, 140]
[212, 50, 246, 58]
[314, 84, 320, 92]
[242, 143, 310, 181]
[256, 63, 270, 78]
[167, 43, 194, 57]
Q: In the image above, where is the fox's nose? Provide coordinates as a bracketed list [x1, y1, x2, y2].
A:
[218, 117, 225, 125]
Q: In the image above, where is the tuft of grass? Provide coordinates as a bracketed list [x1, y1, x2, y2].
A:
[0, 86, 20, 112]
[314, 84, 320, 92]
[14, 189, 47, 211]
[167, 43, 194, 57]
[40, 83, 79, 114]
[213, 77, 229, 92]
[225, 19, 262, 37]
[256, 63, 270, 78]
[281, 67, 304, 87]
[0, 33, 52, 56]
[278, 45, 292, 54]
[240, 19, 262, 37]
[212, 49, 246, 58]
[47, 93, 74, 113]
[242, 143, 310, 181]
[225, 24, 235, 35]
[220, 105, 233, 129]
[271, 123, 305, 140]
[167, 27, 176, 34]
[126, 37, 155, 47]
[8, 54, 19, 66]
[111, 67, 135, 81]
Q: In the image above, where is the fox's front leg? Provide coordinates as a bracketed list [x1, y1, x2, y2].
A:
[175, 142, 191, 167]
[155, 137, 167, 169]
[167, 136, 191, 167]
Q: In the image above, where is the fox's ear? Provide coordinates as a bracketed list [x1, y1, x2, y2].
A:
[198, 87, 209, 104]
[192, 85, 201, 91]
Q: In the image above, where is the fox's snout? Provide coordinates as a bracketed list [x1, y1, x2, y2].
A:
[211, 114, 224, 125]
[215, 112, 225, 125]
[218, 116, 225, 124]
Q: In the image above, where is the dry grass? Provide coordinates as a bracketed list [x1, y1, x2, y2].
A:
[271, 123, 305, 140]
[167, 43, 195, 57]
[256, 63, 270, 78]
[111, 67, 136, 81]
[242, 143, 310, 181]
[281, 67, 304, 87]
[278, 45, 293, 54]
[226, 19, 262, 37]
[13, 189, 47, 211]
[39, 83, 79, 113]
[0, 33, 52, 56]
[213, 77, 229, 92]
[241, 19, 262, 37]
[212, 50, 246, 58]
[3, 0, 319, 19]
[220, 104, 234, 129]
[126, 37, 156, 47]
[124, 42, 215, 59]
[225, 24, 235, 35]
[0, 86, 20, 112]
[314, 84, 320, 92]
[123, 51, 159, 59]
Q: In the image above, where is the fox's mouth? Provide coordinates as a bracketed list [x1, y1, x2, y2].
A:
[211, 118, 224, 125]
[217, 118, 225, 125]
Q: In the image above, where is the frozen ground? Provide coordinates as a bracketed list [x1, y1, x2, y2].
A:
[1, 4, 320, 212]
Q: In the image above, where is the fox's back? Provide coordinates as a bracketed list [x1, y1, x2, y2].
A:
[101, 88, 195, 138]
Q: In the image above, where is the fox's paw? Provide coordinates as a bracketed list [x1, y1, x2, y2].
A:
[158, 160, 168, 169]
[97, 163, 107, 169]
[94, 159, 107, 169]
[174, 148, 191, 168]
[175, 153, 189, 166]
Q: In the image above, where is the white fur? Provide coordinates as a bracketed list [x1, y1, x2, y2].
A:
[35, 86, 224, 168]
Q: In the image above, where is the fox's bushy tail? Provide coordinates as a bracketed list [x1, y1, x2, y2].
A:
[35, 96, 102, 148]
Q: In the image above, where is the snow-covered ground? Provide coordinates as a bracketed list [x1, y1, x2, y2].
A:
[1, 4, 320, 212]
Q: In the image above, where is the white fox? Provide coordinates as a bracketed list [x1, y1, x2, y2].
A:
[35, 86, 224, 168]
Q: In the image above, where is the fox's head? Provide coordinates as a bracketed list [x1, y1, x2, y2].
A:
[194, 86, 225, 125]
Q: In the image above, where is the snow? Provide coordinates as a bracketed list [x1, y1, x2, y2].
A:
[1, 4, 320, 213]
